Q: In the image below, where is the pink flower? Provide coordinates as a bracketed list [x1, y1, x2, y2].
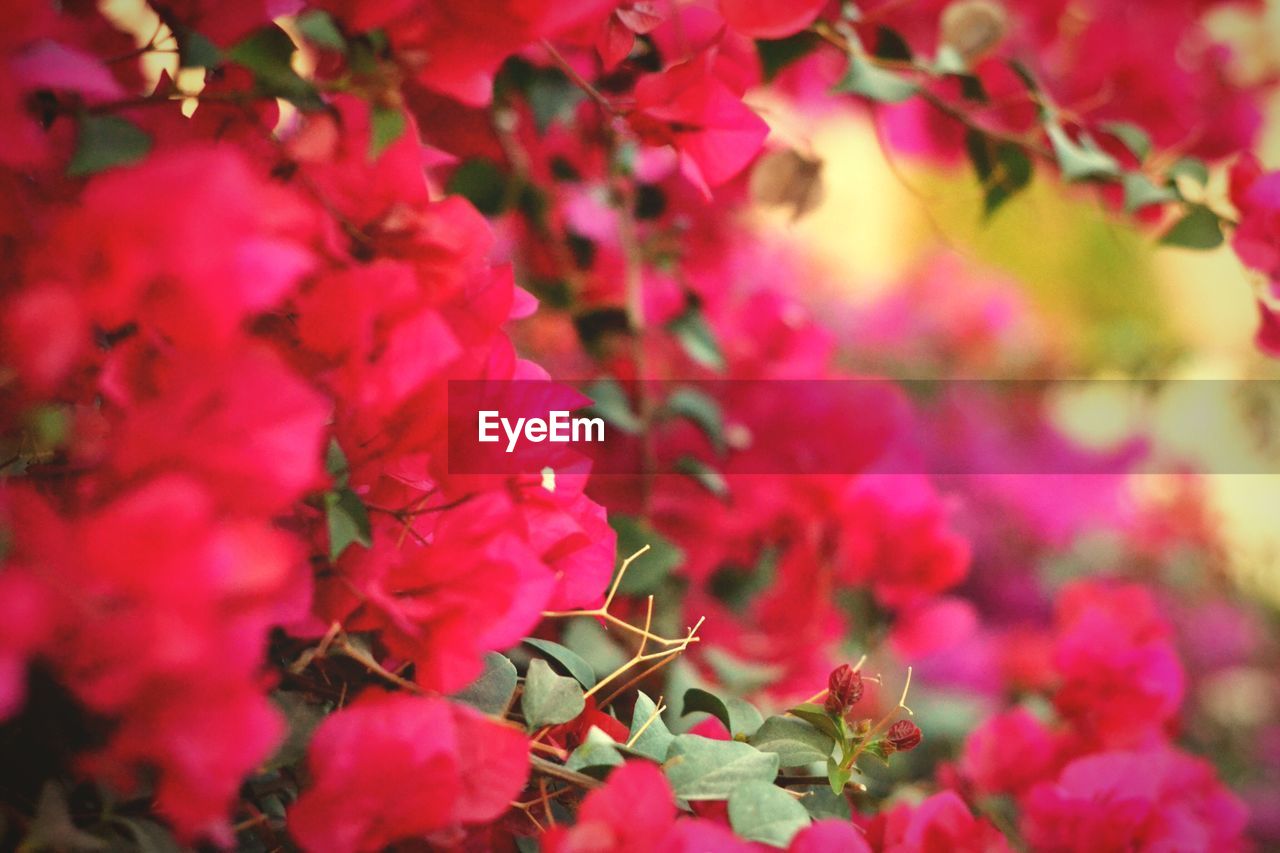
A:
[630, 52, 770, 194]
[961, 708, 1059, 796]
[0, 565, 54, 719]
[1051, 582, 1185, 745]
[837, 475, 971, 610]
[543, 761, 677, 852]
[718, 0, 829, 39]
[36, 145, 315, 349]
[1231, 154, 1280, 281]
[104, 346, 330, 515]
[864, 790, 1011, 852]
[1022, 748, 1249, 852]
[2, 477, 310, 842]
[313, 0, 615, 105]
[545, 761, 767, 851]
[789, 820, 872, 852]
[1, 282, 87, 394]
[290, 691, 529, 852]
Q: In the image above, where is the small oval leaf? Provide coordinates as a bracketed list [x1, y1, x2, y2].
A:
[728, 780, 812, 848]
[522, 658, 585, 729]
[524, 637, 597, 689]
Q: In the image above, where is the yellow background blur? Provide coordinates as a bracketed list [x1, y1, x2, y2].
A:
[752, 4, 1280, 606]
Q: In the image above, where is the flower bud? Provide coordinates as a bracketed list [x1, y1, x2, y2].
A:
[885, 719, 923, 753]
[750, 148, 826, 221]
[940, 0, 1008, 64]
[824, 663, 864, 715]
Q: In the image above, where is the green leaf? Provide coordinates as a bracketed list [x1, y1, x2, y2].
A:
[175, 27, 221, 68]
[749, 716, 836, 767]
[665, 388, 727, 454]
[674, 456, 729, 498]
[527, 70, 585, 134]
[1158, 204, 1224, 249]
[575, 307, 632, 356]
[705, 648, 784, 694]
[826, 757, 853, 795]
[585, 377, 643, 435]
[325, 487, 371, 561]
[562, 617, 630, 678]
[67, 115, 151, 177]
[524, 638, 597, 689]
[325, 437, 350, 486]
[1122, 172, 1177, 213]
[834, 52, 919, 103]
[118, 818, 183, 853]
[522, 658, 585, 729]
[21, 782, 107, 851]
[787, 703, 845, 745]
[609, 514, 684, 594]
[28, 405, 68, 450]
[295, 10, 347, 52]
[663, 734, 779, 800]
[1047, 123, 1120, 182]
[798, 785, 852, 821]
[1007, 59, 1040, 93]
[1167, 156, 1209, 186]
[451, 651, 518, 714]
[873, 26, 913, 62]
[1102, 121, 1152, 163]
[667, 304, 725, 371]
[958, 73, 989, 103]
[267, 691, 329, 770]
[987, 144, 1033, 215]
[628, 692, 674, 761]
[966, 131, 1032, 217]
[446, 158, 511, 217]
[728, 781, 812, 848]
[707, 549, 778, 614]
[368, 104, 406, 161]
[566, 726, 626, 775]
[228, 25, 323, 110]
[934, 44, 968, 75]
[682, 688, 763, 738]
[757, 33, 821, 82]
[861, 738, 891, 765]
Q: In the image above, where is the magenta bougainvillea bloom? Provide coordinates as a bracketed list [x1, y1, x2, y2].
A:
[1, 0, 1278, 848]
[1051, 581, 1186, 745]
[1022, 748, 1249, 851]
[290, 691, 529, 851]
[961, 707, 1060, 796]
[629, 51, 770, 193]
[864, 790, 1011, 852]
[717, 0, 828, 40]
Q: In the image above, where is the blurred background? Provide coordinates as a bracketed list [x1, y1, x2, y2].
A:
[747, 2, 1280, 611]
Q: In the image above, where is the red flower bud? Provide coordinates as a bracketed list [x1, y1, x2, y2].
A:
[885, 719, 923, 753]
[824, 663, 864, 715]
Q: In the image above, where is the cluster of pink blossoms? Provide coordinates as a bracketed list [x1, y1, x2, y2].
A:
[1, 0, 1279, 850]
[0, 1, 621, 843]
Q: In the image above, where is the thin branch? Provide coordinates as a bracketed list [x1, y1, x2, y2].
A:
[530, 755, 603, 790]
[540, 39, 613, 112]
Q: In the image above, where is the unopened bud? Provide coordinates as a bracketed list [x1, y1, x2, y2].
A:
[824, 663, 864, 715]
[750, 148, 825, 221]
[940, 0, 1008, 64]
[885, 719, 923, 753]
